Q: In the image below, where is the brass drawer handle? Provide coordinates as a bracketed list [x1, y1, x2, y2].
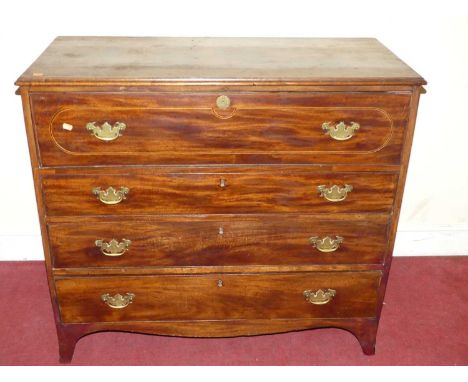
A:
[86, 122, 126, 141]
[309, 236, 343, 252]
[101, 293, 135, 309]
[92, 186, 129, 205]
[322, 121, 360, 141]
[303, 289, 336, 305]
[317, 184, 353, 202]
[95, 238, 131, 257]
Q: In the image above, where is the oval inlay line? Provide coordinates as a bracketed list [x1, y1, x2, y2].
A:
[49, 106, 394, 157]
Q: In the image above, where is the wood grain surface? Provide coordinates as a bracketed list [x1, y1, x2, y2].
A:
[31, 91, 410, 166]
[48, 214, 390, 268]
[42, 170, 397, 216]
[16, 37, 425, 361]
[55, 271, 381, 323]
[16, 37, 425, 86]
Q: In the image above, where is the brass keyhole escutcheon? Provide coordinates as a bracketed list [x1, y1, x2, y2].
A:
[216, 95, 231, 110]
[219, 178, 227, 188]
[217, 279, 224, 288]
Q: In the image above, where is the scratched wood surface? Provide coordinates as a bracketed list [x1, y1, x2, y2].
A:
[16, 37, 425, 85]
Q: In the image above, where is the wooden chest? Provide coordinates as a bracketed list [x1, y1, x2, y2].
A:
[16, 37, 425, 362]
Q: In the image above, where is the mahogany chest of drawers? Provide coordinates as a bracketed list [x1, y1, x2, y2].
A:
[16, 37, 425, 362]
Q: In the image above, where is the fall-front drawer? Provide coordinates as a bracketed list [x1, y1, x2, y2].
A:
[31, 92, 410, 166]
[48, 214, 390, 268]
[42, 171, 397, 216]
[55, 271, 381, 323]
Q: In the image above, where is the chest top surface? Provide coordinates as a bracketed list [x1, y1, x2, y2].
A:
[16, 36, 425, 86]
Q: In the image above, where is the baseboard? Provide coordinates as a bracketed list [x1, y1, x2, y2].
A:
[0, 231, 467, 260]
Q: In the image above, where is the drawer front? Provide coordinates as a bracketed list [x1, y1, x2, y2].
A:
[49, 214, 390, 268]
[42, 171, 397, 216]
[31, 92, 410, 166]
[55, 272, 381, 323]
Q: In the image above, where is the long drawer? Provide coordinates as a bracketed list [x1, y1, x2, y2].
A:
[42, 171, 397, 216]
[31, 92, 410, 166]
[55, 271, 381, 323]
[48, 214, 390, 268]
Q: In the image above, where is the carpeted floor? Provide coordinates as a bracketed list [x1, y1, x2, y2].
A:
[0, 257, 466, 365]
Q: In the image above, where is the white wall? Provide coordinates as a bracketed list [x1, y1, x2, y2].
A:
[0, 1, 467, 260]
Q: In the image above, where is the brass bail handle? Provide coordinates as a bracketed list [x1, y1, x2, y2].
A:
[303, 289, 336, 305]
[86, 121, 126, 141]
[95, 238, 131, 257]
[101, 293, 135, 309]
[92, 186, 129, 205]
[309, 236, 344, 253]
[317, 184, 353, 202]
[322, 121, 360, 141]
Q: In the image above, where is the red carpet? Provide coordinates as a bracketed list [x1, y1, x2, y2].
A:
[0, 257, 467, 365]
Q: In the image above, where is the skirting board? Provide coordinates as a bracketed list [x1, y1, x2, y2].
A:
[1, 230, 468, 261]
